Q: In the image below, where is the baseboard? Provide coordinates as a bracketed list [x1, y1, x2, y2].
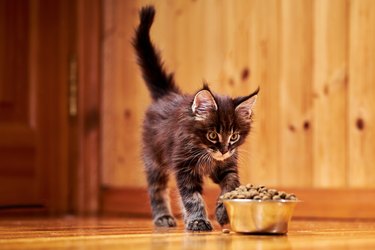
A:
[101, 187, 375, 219]
[0, 205, 47, 217]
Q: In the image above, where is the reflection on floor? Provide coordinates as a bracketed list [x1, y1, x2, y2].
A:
[1, 216, 375, 249]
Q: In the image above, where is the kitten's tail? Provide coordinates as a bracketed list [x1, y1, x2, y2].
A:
[133, 5, 180, 101]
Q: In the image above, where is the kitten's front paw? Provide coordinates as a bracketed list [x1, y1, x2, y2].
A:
[215, 202, 229, 226]
[154, 215, 177, 227]
[186, 218, 213, 232]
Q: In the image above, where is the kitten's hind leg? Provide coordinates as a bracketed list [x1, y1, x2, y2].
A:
[145, 166, 176, 227]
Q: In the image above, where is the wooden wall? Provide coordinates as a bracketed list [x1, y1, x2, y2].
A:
[101, 0, 375, 192]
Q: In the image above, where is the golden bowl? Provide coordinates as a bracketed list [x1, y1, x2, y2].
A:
[223, 199, 299, 234]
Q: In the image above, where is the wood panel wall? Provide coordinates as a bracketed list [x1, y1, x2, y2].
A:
[101, 0, 375, 194]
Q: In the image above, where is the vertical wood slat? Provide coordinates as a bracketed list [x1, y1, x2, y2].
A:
[221, 0, 253, 184]
[349, 0, 375, 187]
[75, 0, 101, 214]
[279, 0, 313, 187]
[313, 0, 348, 187]
[102, 0, 148, 187]
[246, 0, 281, 187]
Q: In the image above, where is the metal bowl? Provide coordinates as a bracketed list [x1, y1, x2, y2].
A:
[223, 199, 299, 234]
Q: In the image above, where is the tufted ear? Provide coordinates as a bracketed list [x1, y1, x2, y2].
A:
[235, 88, 259, 120]
[192, 89, 217, 121]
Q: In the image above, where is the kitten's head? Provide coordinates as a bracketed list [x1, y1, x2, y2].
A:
[191, 84, 258, 161]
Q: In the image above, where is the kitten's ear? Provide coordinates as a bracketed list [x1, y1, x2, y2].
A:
[235, 88, 259, 120]
[192, 89, 218, 121]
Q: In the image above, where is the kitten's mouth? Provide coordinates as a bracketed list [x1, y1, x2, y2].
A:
[208, 149, 234, 161]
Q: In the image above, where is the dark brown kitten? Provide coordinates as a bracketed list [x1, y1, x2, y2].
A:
[133, 6, 258, 231]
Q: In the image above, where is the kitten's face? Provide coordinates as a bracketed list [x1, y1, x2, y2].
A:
[191, 86, 258, 162]
[204, 128, 240, 161]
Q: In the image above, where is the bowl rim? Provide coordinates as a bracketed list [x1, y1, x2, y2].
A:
[222, 198, 302, 203]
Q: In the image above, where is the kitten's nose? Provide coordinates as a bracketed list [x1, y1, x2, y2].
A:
[219, 147, 229, 155]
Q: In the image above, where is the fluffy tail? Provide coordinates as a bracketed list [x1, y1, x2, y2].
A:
[133, 5, 180, 101]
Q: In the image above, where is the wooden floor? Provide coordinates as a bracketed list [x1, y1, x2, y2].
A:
[1, 216, 375, 249]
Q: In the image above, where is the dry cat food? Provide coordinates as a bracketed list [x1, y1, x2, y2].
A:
[220, 184, 297, 201]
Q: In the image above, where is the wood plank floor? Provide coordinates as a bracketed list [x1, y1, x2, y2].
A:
[1, 216, 375, 249]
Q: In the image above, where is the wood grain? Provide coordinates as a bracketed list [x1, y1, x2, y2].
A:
[313, 0, 348, 187]
[100, 0, 375, 196]
[74, 0, 101, 214]
[279, 0, 313, 187]
[2, 217, 375, 250]
[101, 0, 148, 187]
[0, 0, 74, 211]
[33, 0, 74, 213]
[0, 0, 29, 122]
[101, 187, 375, 219]
[245, 0, 281, 186]
[348, 0, 375, 187]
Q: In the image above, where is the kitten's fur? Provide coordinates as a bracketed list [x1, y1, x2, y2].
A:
[133, 6, 258, 231]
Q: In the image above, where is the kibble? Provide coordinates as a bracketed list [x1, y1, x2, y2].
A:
[220, 184, 298, 201]
[222, 228, 230, 234]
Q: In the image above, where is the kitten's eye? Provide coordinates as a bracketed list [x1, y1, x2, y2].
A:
[230, 133, 240, 143]
[207, 131, 218, 142]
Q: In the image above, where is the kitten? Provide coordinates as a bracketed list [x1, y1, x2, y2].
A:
[133, 6, 258, 231]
